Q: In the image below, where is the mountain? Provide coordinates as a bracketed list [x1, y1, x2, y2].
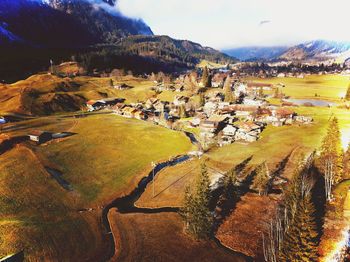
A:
[223, 46, 288, 61]
[77, 35, 237, 74]
[279, 40, 350, 62]
[0, 0, 153, 47]
[116, 35, 236, 65]
[0, 0, 235, 82]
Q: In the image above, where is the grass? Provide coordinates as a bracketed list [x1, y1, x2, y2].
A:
[0, 146, 102, 261]
[33, 114, 194, 205]
[246, 75, 350, 102]
[138, 106, 350, 209]
[0, 114, 193, 260]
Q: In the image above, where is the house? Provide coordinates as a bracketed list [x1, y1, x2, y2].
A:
[114, 83, 132, 90]
[174, 95, 189, 106]
[189, 118, 201, 127]
[145, 98, 160, 109]
[86, 100, 105, 111]
[247, 82, 273, 91]
[28, 130, 52, 144]
[134, 110, 146, 120]
[203, 101, 218, 116]
[86, 98, 125, 111]
[111, 103, 126, 115]
[243, 98, 267, 107]
[200, 115, 228, 134]
[294, 115, 313, 124]
[222, 124, 237, 136]
[122, 107, 137, 118]
[234, 83, 247, 97]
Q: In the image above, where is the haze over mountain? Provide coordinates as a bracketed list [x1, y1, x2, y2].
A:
[223, 40, 350, 63]
[223, 46, 288, 61]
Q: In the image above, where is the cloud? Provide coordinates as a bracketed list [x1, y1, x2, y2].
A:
[116, 0, 350, 49]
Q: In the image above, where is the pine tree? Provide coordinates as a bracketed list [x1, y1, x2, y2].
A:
[318, 117, 343, 201]
[178, 104, 187, 118]
[345, 84, 350, 100]
[258, 86, 264, 98]
[223, 76, 235, 103]
[201, 66, 211, 88]
[199, 93, 205, 107]
[109, 79, 114, 87]
[180, 163, 213, 239]
[343, 143, 350, 180]
[251, 162, 270, 195]
[281, 194, 319, 262]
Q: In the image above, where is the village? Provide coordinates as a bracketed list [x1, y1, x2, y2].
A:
[85, 69, 313, 149]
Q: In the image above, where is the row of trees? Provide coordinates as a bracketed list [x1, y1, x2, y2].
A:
[263, 154, 319, 261]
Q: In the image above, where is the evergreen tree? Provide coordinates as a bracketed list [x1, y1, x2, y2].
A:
[180, 163, 213, 239]
[281, 194, 319, 262]
[345, 84, 350, 100]
[223, 76, 235, 103]
[343, 143, 350, 180]
[199, 93, 205, 107]
[318, 117, 343, 201]
[258, 86, 264, 98]
[201, 66, 211, 88]
[109, 79, 114, 87]
[251, 162, 270, 195]
[178, 104, 187, 118]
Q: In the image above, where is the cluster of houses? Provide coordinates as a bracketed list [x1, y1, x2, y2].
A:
[85, 79, 313, 149]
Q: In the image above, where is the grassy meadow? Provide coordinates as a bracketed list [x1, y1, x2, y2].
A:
[246, 74, 350, 102]
[0, 114, 193, 260]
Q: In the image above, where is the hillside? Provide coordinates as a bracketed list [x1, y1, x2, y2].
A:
[0, 73, 158, 116]
[76, 35, 237, 74]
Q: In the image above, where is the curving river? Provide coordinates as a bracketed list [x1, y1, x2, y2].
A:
[101, 131, 251, 261]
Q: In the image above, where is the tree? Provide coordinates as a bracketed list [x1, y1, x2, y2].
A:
[178, 104, 187, 118]
[264, 154, 319, 262]
[318, 117, 343, 201]
[258, 86, 264, 98]
[345, 84, 350, 101]
[281, 194, 319, 262]
[199, 93, 205, 107]
[180, 163, 212, 239]
[109, 79, 114, 87]
[251, 162, 270, 196]
[223, 76, 235, 103]
[201, 66, 211, 88]
[343, 143, 350, 180]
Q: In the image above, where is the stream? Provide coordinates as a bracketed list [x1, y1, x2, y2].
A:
[102, 130, 251, 261]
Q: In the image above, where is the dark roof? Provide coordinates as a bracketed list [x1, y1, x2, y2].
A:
[29, 130, 51, 137]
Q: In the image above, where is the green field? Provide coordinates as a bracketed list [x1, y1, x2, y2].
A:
[246, 75, 350, 102]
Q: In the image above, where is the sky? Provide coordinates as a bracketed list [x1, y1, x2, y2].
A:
[116, 0, 350, 49]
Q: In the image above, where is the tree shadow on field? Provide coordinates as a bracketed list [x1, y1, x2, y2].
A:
[211, 156, 255, 234]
